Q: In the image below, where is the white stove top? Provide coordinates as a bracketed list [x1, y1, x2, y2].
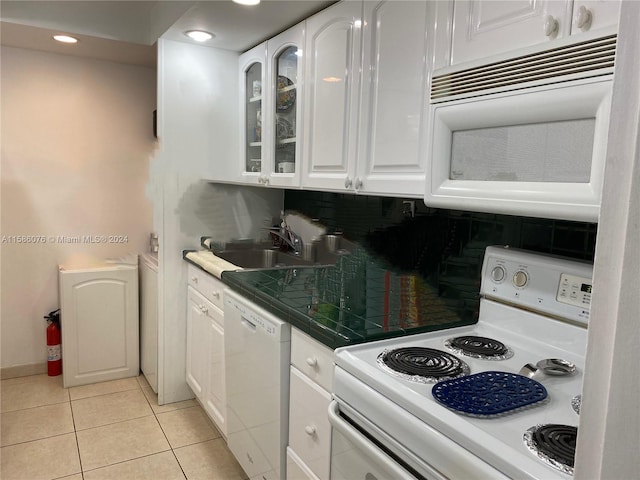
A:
[333, 247, 593, 479]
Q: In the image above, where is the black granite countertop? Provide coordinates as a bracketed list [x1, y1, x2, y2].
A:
[210, 246, 475, 350]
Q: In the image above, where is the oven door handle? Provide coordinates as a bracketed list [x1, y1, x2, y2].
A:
[328, 400, 419, 480]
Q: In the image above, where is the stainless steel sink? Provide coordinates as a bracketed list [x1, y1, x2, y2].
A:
[213, 235, 357, 270]
[215, 248, 315, 269]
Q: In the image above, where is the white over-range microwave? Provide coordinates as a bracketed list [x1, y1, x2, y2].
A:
[425, 31, 617, 222]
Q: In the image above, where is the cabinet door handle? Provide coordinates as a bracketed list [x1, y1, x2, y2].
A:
[191, 276, 198, 283]
[305, 357, 318, 368]
[304, 425, 317, 436]
[354, 177, 363, 190]
[575, 6, 592, 31]
[544, 15, 559, 37]
[344, 177, 353, 189]
[213, 291, 220, 299]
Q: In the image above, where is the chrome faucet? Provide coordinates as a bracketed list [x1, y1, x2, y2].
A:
[265, 227, 303, 254]
[263, 211, 304, 255]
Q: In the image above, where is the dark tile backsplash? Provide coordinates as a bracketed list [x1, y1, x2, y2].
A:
[285, 191, 597, 326]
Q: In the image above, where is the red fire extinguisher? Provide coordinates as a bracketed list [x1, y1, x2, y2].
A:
[45, 309, 62, 376]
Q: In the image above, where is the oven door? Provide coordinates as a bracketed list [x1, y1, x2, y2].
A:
[329, 401, 426, 480]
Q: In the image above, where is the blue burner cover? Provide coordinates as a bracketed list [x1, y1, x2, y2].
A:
[432, 371, 548, 416]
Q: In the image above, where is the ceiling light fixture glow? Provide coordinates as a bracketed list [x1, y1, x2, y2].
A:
[185, 30, 214, 42]
[232, 0, 261, 5]
[53, 34, 78, 44]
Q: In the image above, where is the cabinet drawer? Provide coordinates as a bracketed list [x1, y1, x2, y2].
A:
[288, 367, 331, 480]
[291, 328, 334, 392]
[187, 264, 224, 309]
[287, 447, 320, 480]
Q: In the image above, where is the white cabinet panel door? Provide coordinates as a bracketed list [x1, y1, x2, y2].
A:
[357, 0, 430, 197]
[239, 44, 267, 186]
[570, 0, 620, 35]
[451, 0, 571, 65]
[59, 264, 138, 388]
[302, 0, 363, 192]
[204, 306, 226, 436]
[186, 287, 209, 400]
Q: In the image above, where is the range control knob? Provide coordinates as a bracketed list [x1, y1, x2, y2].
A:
[490, 266, 506, 283]
[513, 270, 529, 288]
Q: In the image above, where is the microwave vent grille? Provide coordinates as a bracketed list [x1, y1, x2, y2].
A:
[431, 34, 616, 102]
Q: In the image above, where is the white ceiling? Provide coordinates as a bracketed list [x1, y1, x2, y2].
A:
[0, 0, 335, 66]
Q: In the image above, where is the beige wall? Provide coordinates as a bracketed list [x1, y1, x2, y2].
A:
[1, 46, 156, 371]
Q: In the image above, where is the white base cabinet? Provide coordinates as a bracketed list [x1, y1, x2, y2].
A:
[186, 264, 226, 436]
[139, 254, 158, 393]
[58, 260, 139, 388]
[287, 328, 333, 480]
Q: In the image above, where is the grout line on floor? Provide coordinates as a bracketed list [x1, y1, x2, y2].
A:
[68, 388, 85, 477]
[80, 447, 174, 474]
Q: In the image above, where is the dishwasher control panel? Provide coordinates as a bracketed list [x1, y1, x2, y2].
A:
[224, 293, 288, 339]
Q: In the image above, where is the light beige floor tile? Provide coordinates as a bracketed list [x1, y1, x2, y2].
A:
[1, 403, 74, 446]
[142, 385, 198, 414]
[69, 377, 140, 400]
[156, 405, 220, 448]
[0, 432, 80, 480]
[1, 376, 68, 412]
[1, 373, 50, 387]
[53, 475, 83, 480]
[83, 451, 186, 480]
[72, 388, 153, 430]
[136, 374, 150, 389]
[76, 415, 170, 471]
[175, 438, 246, 480]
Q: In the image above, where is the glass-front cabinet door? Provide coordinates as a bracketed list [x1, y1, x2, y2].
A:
[266, 23, 304, 187]
[239, 44, 266, 185]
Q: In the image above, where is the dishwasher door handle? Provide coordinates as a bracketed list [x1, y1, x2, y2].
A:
[241, 317, 257, 332]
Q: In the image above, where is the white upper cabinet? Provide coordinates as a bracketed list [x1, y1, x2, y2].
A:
[570, 0, 620, 35]
[450, 0, 572, 66]
[238, 24, 304, 188]
[448, 0, 620, 67]
[303, 0, 429, 197]
[239, 43, 267, 186]
[267, 24, 305, 188]
[302, 0, 363, 192]
[356, 0, 431, 197]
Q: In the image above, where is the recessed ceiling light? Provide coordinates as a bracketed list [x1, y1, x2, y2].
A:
[53, 35, 78, 44]
[185, 30, 215, 42]
[232, 0, 261, 5]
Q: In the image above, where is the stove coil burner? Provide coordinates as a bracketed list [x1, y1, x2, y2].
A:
[445, 335, 513, 360]
[432, 371, 548, 417]
[524, 424, 577, 475]
[377, 347, 470, 383]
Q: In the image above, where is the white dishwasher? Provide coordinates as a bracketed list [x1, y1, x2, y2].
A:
[224, 289, 291, 480]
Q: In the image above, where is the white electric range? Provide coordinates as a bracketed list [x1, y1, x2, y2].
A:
[331, 246, 593, 480]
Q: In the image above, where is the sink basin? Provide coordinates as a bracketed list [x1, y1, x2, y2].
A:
[213, 235, 358, 270]
[215, 248, 314, 269]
